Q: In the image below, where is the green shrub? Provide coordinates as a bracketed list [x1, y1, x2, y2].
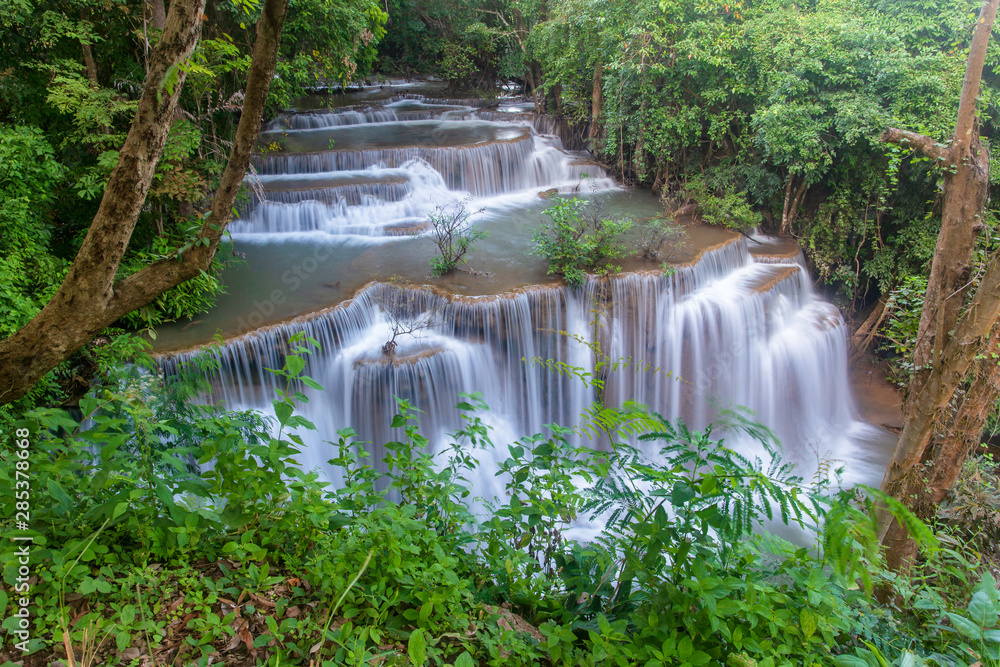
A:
[0, 333, 985, 667]
[685, 174, 761, 235]
[532, 197, 633, 287]
[883, 275, 928, 382]
[439, 43, 478, 88]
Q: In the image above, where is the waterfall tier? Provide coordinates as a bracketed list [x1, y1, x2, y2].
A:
[160, 237, 882, 487]
[241, 96, 613, 236]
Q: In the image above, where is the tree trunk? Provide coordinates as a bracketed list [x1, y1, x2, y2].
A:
[911, 1, 997, 372]
[589, 61, 603, 142]
[877, 0, 999, 573]
[149, 0, 167, 30]
[926, 326, 1000, 497]
[780, 174, 807, 236]
[0, 0, 289, 406]
[80, 9, 98, 85]
[780, 174, 795, 235]
[527, 65, 542, 114]
[879, 0, 1000, 571]
[850, 295, 888, 361]
[880, 245, 1000, 572]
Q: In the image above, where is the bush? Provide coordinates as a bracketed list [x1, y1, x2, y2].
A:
[532, 197, 633, 287]
[438, 43, 477, 89]
[882, 275, 928, 382]
[685, 174, 761, 235]
[637, 214, 686, 263]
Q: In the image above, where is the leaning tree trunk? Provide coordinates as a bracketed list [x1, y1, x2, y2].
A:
[877, 0, 999, 573]
[780, 174, 807, 236]
[879, 240, 1000, 572]
[0, 0, 289, 407]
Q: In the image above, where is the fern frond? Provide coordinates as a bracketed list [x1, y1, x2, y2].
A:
[862, 485, 938, 554]
[575, 402, 667, 441]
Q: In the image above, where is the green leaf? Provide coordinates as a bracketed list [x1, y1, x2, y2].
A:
[119, 605, 136, 625]
[968, 591, 997, 628]
[678, 636, 693, 660]
[46, 479, 74, 512]
[454, 652, 475, 667]
[946, 612, 985, 641]
[273, 401, 293, 426]
[286, 355, 306, 377]
[800, 608, 817, 639]
[671, 481, 696, 506]
[597, 613, 611, 635]
[301, 376, 324, 390]
[690, 651, 711, 665]
[418, 601, 432, 624]
[112, 502, 129, 521]
[832, 655, 874, 667]
[79, 577, 98, 595]
[408, 628, 427, 665]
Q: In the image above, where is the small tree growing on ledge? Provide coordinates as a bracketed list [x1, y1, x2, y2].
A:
[428, 199, 489, 277]
[532, 197, 633, 287]
[637, 215, 685, 264]
[374, 288, 444, 358]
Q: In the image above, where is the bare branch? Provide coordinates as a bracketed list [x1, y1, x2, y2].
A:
[375, 289, 445, 358]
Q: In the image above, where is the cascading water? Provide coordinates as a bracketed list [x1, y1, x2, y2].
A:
[239, 98, 613, 237]
[158, 91, 892, 511]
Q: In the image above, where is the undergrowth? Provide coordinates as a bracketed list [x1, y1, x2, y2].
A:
[0, 334, 998, 666]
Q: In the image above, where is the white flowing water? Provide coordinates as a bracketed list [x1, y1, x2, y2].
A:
[158, 93, 891, 510]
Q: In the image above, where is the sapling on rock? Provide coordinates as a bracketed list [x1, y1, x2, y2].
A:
[374, 286, 444, 358]
[636, 214, 685, 263]
[428, 199, 489, 277]
[532, 196, 633, 287]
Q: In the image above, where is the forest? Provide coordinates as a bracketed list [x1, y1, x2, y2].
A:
[4, 0, 1000, 665]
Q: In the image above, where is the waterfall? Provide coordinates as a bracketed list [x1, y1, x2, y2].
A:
[160, 236, 880, 488]
[240, 98, 613, 237]
[233, 160, 452, 236]
[156, 92, 890, 503]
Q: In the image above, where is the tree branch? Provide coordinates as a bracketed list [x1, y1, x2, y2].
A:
[0, 0, 206, 404]
[0, 0, 289, 406]
[880, 127, 950, 163]
[110, 0, 289, 317]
